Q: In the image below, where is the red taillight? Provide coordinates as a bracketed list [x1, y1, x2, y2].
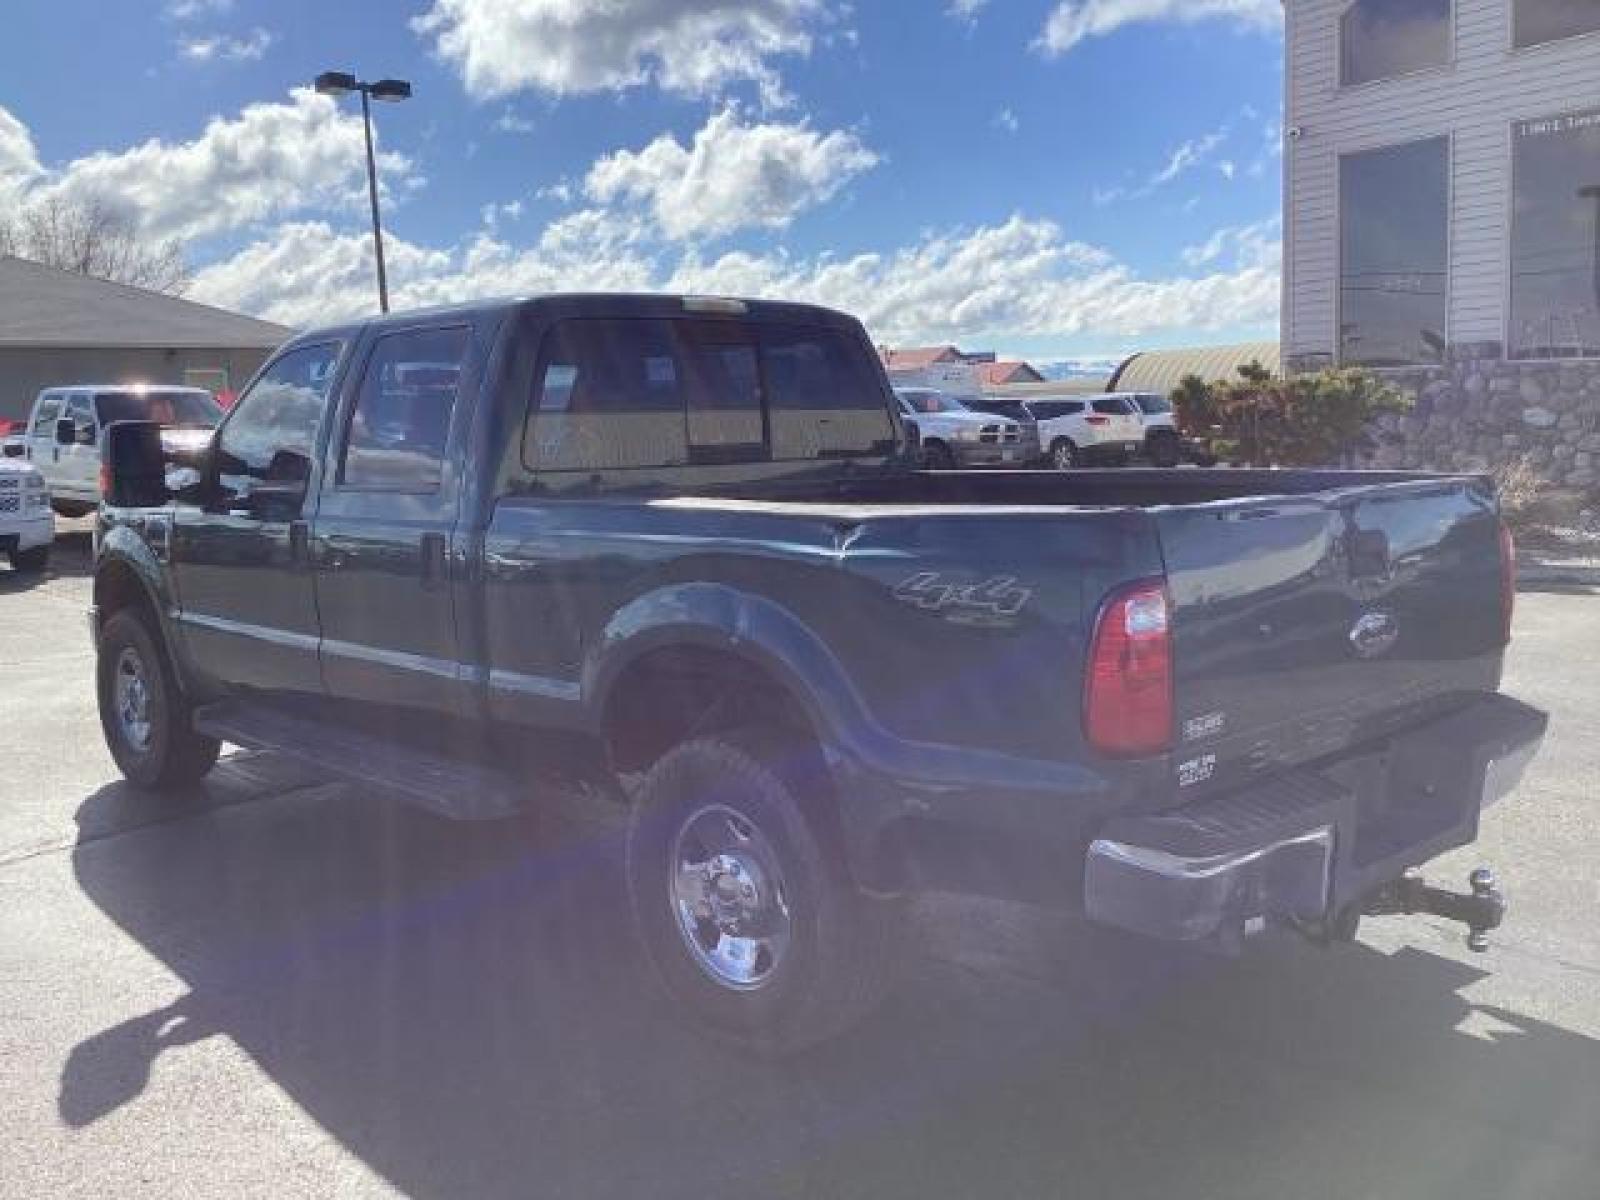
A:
[1084, 580, 1174, 757]
[1084, 415, 1110, 426]
[99, 463, 113, 500]
[1499, 521, 1516, 644]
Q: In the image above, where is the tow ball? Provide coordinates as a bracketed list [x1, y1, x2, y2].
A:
[1365, 867, 1506, 952]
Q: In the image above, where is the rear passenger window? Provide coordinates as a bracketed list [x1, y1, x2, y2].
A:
[342, 327, 469, 490]
[1093, 398, 1130, 415]
[762, 327, 894, 461]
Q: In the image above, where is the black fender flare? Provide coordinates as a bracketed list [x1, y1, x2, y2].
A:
[584, 582, 873, 758]
[94, 524, 191, 687]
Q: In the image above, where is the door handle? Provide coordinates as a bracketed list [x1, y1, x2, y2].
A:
[289, 520, 310, 569]
[420, 532, 446, 588]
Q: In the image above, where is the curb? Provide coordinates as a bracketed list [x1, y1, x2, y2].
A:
[1518, 562, 1600, 587]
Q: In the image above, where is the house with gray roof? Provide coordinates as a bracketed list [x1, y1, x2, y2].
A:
[0, 255, 291, 422]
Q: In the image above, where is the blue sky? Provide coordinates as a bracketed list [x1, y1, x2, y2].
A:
[0, 0, 1285, 362]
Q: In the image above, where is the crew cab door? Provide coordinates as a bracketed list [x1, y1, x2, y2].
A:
[169, 342, 343, 699]
[57, 392, 100, 502]
[24, 392, 62, 483]
[310, 322, 478, 719]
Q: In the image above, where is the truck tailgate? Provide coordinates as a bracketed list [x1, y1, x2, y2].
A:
[1155, 477, 1508, 798]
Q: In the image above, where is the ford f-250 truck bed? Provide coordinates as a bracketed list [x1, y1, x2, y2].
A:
[92, 293, 1545, 1051]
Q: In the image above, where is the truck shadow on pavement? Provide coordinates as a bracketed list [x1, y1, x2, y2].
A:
[63, 770, 1600, 1200]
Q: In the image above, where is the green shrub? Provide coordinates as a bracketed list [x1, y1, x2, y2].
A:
[1170, 363, 1410, 467]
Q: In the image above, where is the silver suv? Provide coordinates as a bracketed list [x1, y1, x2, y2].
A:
[894, 387, 1037, 469]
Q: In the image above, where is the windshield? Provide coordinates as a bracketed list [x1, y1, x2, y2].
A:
[897, 389, 965, 414]
[96, 390, 223, 427]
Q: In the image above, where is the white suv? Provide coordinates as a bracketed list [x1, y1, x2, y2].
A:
[1115, 392, 1183, 467]
[0, 458, 53, 573]
[23, 385, 222, 516]
[986, 395, 1143, 469]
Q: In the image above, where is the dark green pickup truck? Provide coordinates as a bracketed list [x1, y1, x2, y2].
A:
[93, 294, 1545, 1051]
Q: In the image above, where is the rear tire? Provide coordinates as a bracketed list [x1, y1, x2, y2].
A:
[52, 500, 93, 519]
[625, 732, 907, 1054]
[1050, 438, 1079, 470]
[10, 545, 49, 574]
[97, 610, 220, 790]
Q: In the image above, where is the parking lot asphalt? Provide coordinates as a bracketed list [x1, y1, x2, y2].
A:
[2, 528, 1598, 1199]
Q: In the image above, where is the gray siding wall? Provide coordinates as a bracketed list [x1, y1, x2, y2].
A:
[1285, 0, 1600, 359]
[0, 346, 273, 423]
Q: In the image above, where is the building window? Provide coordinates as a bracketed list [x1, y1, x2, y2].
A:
[1341, 0, 1452, 86]
[1510, 108, 1600, 359]
[1514, 0, 1600, 49]
[1339, 137, 1450, 366]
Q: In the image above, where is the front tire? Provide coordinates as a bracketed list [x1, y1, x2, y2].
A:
[922, 441, 956, 471]
[625, 733, 906, 1054]
[96, 611, 220, 790]
[10, 545, 49, 574]
[1147, 432, 1181, 468]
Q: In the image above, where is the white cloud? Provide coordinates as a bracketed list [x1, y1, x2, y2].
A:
[1, 91, 417, 245]
[1150, 129, 1226, 186]
[0, 107, 44, 209]
[1180, 215, 1280, 270]
[948, 0, 988, 21]
[1036, 0, 1279, 56]
[584, 108, 878, 240]
[993, 107, 1019, 134]
[178, 27, 275, 62]
[412, 0, 828, 104]
[1218, 159, 1236, 180]
[494, 108, 536, 134]
[165, 0, 233, 19]
[192, 211, 1280, 347]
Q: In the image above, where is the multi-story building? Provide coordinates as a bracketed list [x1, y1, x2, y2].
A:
[1283, 0, 1600, 482]
[1285, 0, 1600, 367]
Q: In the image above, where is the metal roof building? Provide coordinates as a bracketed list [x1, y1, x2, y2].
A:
[0, 255, 291, 420]
[1106, 341, 1280, 396]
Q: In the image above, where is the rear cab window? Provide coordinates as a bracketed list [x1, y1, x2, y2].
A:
[523, 316, 894, 474]
[1092, 397, 1133, 415]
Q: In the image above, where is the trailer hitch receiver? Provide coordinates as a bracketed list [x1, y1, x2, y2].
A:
[1365, 867, 1506, 952]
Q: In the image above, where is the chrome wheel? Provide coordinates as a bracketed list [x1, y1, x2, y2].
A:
[114, 646, 153, 752]
[1052, 440, 1077, 470]
[670, 804, 792, 991]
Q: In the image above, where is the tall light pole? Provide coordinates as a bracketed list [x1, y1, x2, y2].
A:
[314, 71, 412, 314]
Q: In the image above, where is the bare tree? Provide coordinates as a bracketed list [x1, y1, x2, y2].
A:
[0, 195, 191, 295]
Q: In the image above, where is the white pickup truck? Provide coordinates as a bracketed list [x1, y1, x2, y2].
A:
[22, 385, 222, 516]
[0, 458, 53, 573]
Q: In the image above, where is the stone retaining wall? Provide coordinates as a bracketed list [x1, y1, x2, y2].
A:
[1321, 345, 1600, 489]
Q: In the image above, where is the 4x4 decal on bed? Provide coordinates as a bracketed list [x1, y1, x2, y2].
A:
[892, 572, 1033, 626]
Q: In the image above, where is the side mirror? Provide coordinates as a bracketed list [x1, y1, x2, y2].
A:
[55, 417, 76, 446]
[101, 420, 168, 507]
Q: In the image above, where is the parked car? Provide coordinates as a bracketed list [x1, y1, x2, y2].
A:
[23, 384, 222, 516]
[972, 394, 1143, 468]
[0, 457, 53, 572]
[1115, 392, 1184, 467]
[894, 386, 1037, 469]
[94, 293, 1544, 1054]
